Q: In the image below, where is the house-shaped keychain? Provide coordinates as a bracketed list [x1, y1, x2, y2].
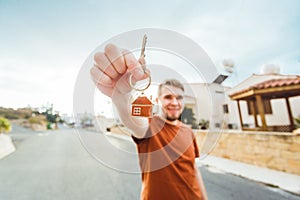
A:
[131, 94, 153, 117]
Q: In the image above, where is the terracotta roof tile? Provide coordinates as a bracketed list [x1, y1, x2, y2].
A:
[252, 76, 300, 89]
[230, 76, 300, 97]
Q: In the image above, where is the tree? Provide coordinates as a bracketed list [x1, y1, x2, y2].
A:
[181, 107, 198, 129]
[40, 104, 61, 129]
[0, 117, 11, 134]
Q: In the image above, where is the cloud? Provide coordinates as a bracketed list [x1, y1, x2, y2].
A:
[174, 0, 300, 80]
[1, 0, 299, 114]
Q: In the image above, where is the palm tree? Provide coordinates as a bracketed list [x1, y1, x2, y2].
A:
[0, 117, 11, 134]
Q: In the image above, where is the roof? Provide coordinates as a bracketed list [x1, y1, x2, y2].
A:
[253, 76, 300, 89]
[226, 74, 298, 96]
[229, 76, 300, 100]
[131, 96, 153, 105]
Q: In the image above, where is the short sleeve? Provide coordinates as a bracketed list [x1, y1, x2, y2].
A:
[131, 127, 152, 144]
[131, 135, 145, 144]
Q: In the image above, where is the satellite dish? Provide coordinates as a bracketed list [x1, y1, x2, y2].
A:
[222, 59, 235, 74]
[261, 64, 280, 74]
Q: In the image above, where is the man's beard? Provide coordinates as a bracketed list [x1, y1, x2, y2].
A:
[166, 116, 179, 121]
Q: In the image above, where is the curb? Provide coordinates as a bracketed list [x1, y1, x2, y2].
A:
[198, 156, 300, 196]
[0, 134, 16, 159]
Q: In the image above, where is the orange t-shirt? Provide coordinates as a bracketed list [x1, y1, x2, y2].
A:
[132, 116, 203, 200]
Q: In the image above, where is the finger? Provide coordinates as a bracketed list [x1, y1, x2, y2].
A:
[104, 44, 126, 74]
[122, 49, 144, 80]
[130, 68, 151, 85]
[95, 83, 114, 97]
[94, 52, 119, 79]
[90, 65, 114, 87]
[115, 73, 134, 94]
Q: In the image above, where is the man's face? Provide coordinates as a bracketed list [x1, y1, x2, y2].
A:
[158, 85, 184, 121]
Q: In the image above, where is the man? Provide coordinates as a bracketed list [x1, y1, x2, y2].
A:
[90, 43, 208, 200]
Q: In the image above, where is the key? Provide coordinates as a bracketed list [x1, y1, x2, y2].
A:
[139, 34, 147, 72]
[129, 34, 151, 92]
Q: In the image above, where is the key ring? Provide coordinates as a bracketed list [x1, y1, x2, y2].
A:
[129, 71, 151, 92]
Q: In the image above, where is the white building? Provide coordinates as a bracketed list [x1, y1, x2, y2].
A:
[184, 73, 300, 131]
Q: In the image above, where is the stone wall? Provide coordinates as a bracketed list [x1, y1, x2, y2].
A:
[195, 130, 300, 175]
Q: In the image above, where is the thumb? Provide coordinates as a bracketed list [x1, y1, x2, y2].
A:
[131, 66, 144, 81]
[130, 68, 151, 86]
[130, 56, 147, 81]
[138, 56, 146, 72]
[121, 48, 145, 81]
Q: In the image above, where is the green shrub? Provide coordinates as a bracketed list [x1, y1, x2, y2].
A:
[0, 117, 11, 134]
[47, 123, 53, 130]
[199, 119, 209, 130]
[28, 115, 46, 125]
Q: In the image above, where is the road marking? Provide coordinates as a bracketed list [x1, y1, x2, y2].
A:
[37, 133, 49, 136]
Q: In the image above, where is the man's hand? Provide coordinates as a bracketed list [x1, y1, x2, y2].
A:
[90, 44, 148, 98]
[90, 44, 150, 138]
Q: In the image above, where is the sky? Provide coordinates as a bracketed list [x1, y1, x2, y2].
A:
[0, 0, 299, 115]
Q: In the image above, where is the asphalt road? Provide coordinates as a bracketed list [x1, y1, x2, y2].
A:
[0, 127, 299, 200]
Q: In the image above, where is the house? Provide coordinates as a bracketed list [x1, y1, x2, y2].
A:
[228, 75, 300, 132]
[131, 95, 153, 117]
[181, 73, 300, 132]
[225, 73, 299, 129]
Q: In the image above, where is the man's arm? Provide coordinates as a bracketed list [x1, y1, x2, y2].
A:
[195, 163, 208, 200]
[90, 44, 149, 138]
[112, 92, 149, 138]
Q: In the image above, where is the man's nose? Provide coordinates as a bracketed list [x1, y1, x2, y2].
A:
[170, 97, 179, 105]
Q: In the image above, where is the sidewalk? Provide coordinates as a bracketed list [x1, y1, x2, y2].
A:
[106, 132, 300, 196]
[0, 134, 16, 159]
[197, 156, 300, 195]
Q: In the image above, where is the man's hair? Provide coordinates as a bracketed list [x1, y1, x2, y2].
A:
[158, 79, 185, 96]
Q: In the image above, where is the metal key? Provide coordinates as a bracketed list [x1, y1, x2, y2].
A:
[129, 34, 151, 92]
[139, 34, 147, 72]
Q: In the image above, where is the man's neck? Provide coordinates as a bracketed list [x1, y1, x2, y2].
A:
[158, 114, 180, 125]
[166, 119, 179, 125]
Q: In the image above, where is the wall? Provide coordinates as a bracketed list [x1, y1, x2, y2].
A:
[187, 83, 234, 129]
[186, 83, 212, 122]
[196, 130, 300, 175]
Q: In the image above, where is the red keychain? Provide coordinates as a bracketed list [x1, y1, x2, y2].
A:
[129, 35, 153, 118]
[131, 92, 153, 117]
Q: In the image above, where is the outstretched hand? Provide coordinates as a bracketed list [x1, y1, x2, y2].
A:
[90, 44, 149, 98]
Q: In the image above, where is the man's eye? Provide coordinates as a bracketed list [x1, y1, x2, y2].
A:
[164, 95, 172, 99]
[177, 96, 183, 100]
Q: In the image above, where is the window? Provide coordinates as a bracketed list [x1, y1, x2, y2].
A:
[133, 107, 141, 115]
[223, 104, 229, 114]
[247, 99, 272, 115]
